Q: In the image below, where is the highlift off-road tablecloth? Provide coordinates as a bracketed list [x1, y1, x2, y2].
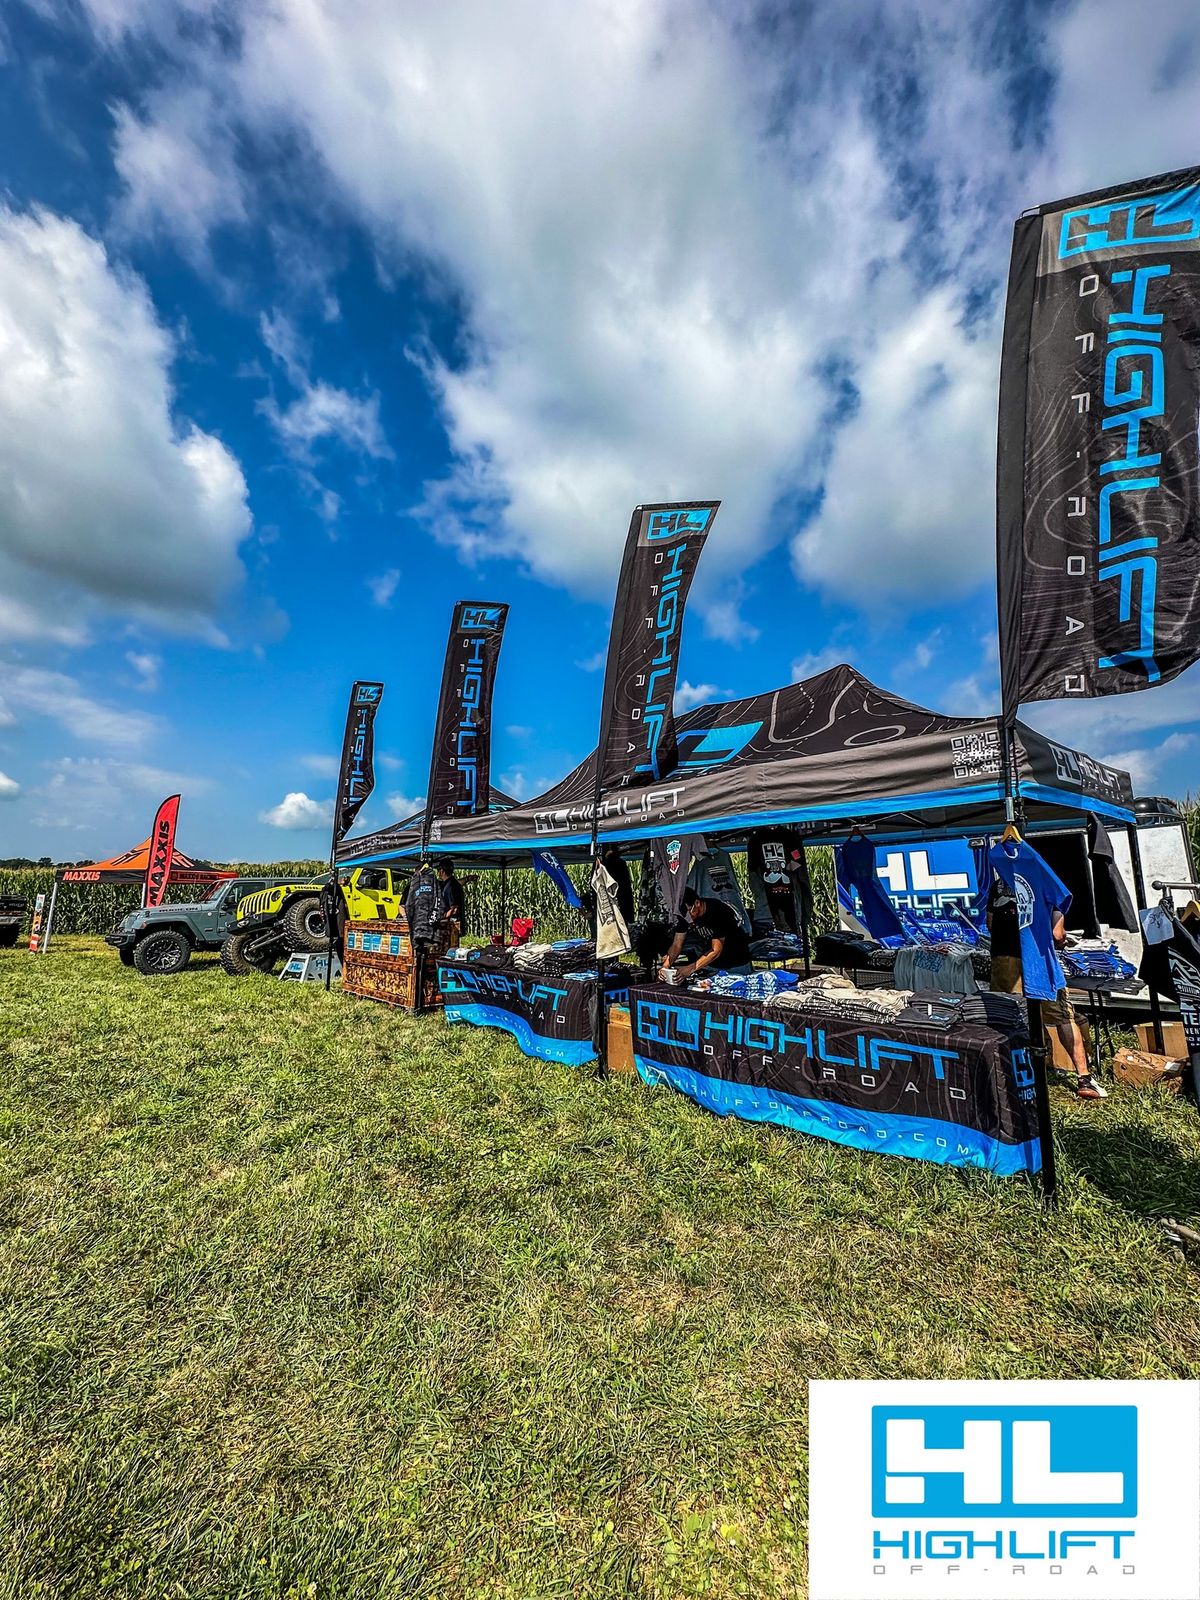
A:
[628, 985, 1041, 1176]
[437, 959, 633, 1067]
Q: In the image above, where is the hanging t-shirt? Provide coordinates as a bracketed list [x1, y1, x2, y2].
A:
[747, 829, 812, 934]
[687, 843, 750, 930]
[591, 860, 631, 959]
[836, 832, 906, 944]
[986, 840, 1071, 1001]
[653, 833, 703, 921]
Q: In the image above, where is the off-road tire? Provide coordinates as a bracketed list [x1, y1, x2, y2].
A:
[132, 928, 191, 976]
[282, 895, 328, 953]
[220, 929, 279, 977]
[0, 924, 19, 948]
[118, 946, 135, 967]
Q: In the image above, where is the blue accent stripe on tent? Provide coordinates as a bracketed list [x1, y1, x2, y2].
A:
[633, 1054, 1042, 1177]
[340, 779, 1131, 865]
[444, 1002, 596, 1066]
[1018, 784, 1134, 824]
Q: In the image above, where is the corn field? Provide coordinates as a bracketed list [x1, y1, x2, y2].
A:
[0, 847, 839, 944]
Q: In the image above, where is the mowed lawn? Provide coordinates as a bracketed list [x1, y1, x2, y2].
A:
[1, 942, 1198, 1600]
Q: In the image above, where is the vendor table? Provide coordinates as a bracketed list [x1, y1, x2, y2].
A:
[628, 984, 1041, 1176]
[437, 959, 633, 1066]
[1062, 975, 1146, 1078]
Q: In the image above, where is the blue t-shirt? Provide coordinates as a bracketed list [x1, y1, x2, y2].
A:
[987, 840, 1072, 1001]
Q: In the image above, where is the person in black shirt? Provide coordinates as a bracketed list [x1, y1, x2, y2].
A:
[437, 861, 466, 937]
[660, 887, 752, 979]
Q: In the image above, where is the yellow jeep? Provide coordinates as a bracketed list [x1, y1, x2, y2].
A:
[220, 865, 407, 975]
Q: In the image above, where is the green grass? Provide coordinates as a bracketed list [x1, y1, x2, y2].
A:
[1, 941, 1198, 1600]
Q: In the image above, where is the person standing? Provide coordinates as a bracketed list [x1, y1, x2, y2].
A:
[437, 860, 466, 943]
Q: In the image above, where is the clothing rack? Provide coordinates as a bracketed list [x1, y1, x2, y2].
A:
[1152, 879, 1200, 894]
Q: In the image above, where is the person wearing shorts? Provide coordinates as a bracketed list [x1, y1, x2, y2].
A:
[987, 877, 1106, 1100]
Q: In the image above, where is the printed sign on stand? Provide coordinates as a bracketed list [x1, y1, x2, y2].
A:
[279, 952, 342, 985]
[27, 893, 46, 953]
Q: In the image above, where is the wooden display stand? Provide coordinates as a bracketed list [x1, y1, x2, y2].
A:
[342, 915, 447, 1011]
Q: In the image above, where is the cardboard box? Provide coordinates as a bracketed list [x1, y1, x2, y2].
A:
[607, 1005, 636, 1075]
[1112, 1047, 1184, 1094]
[1043, 1014, 1091, 1073]
[1135, 1020, 1188, 1059]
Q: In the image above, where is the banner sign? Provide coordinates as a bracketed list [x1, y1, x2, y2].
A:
[998, 166, 1200, 721]
[144, 794, 180, 909]
[597, 501, 719, 789]
[629, 986, 1040, 1175]
[438, 959, 629, 1066]
[27, 892, 45, 953]
[427, 602, 509, 820]
[335, 682, 384, 843]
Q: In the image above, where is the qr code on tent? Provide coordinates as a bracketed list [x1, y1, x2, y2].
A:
[951, 730, 1001, 781]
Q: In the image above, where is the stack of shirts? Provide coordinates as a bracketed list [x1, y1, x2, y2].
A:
[769, 974, 914, 1024]
[894, 942, 978, 997]
[897, 989, 1025, 1033]
[748, 931, 809, 962]
[468, 945, 515, 971]
[691, 969, 800, 1001]
[1061, 941, 1137, 982]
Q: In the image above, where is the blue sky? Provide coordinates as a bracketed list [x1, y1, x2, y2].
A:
[1, 0, 1199, 862]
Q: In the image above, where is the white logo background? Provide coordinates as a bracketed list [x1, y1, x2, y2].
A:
[808, 1379, 1200, 1600]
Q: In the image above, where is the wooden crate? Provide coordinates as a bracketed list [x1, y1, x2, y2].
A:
[343, 916, 445, 1010]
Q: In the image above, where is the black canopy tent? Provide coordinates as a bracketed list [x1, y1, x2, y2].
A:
[337, 665, 1135, 868]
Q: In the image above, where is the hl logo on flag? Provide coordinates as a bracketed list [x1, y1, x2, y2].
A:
[873, 1405, 1137, 1518]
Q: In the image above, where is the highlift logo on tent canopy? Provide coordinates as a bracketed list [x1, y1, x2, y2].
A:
[807, 1380, 1200, 1600]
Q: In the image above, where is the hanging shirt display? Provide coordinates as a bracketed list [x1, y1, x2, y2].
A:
[1087, 814, 1138, 933]
[653, 833, 703, 922]
[404, 864, 441, 945]
[836, 832, 907, 945]
[688, 842, 750, 931]
[747, 829, 811, 935]
[1138, 909, 1200, 1099]
[986, 839, 1071, 1002]
[591, 860, 632, 959]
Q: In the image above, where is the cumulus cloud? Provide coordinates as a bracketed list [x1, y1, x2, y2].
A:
[82, 0, 1200, 622]
[0, 206, 251, 640]
[674, 681, 725, 712]
[385, 791, 425, 820]
[1099, 733, 1196, 794]
[790, 650, 845, 684]
[0, 771, 20, 800]
[0, 665, 157, 747]
[259, 791, 333, 829]
[299, 753, 340, 778]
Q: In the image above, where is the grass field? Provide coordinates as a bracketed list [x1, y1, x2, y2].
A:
[1, 940, 1198, 1599]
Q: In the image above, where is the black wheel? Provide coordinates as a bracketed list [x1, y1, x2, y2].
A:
[0, 924, 19, 948]
[131, 929, 191, 976]
[118, 946, 135, 967]
[282, 895, 328, 953]
[220, 929, 279, 977]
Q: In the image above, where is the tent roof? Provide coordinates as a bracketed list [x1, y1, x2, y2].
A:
[338, 664, 1135, 868]
[57, 839, 235, 884]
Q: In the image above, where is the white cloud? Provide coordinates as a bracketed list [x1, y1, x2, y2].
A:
[258, 309, 391, 461]
[0, 206, 251, 640]
[112, 88, 247, 263]
[1024, 665, 1200, 746]
[1099, 733, 1196, 794]
[77, 0, 1200, 626]
[505, 724, 532, 739]
[674, 681, 724, 712]
[378, 753, 404, 771]
[576, 650, 607, 673]
[125, 650, 161, 691]
[790, 649, 844, 684]
[0, 770, 19, 800]
[385, 791, 425, 820]
[30, 756, 212, 830]
[259, 791, 333, 829]
[299, 753, 340, 778]
[367, 569, 401, 608]
[0, 665, 157, 747]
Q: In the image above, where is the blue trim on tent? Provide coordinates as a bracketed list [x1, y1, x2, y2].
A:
[340, 779, 1132, 866]
[633, 1054, 1042, 1177]
[443, 1002, 596, 1066]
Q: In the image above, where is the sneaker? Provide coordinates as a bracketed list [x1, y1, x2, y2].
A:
[1076, 1074, 1108, 1100]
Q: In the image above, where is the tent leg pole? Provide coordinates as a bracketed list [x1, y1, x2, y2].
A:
[1026, 997, 1059, 1210]
[1126, 822, 1163, 1053]
[500, 860, 508, 940]
[40, 880, 60, 954]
